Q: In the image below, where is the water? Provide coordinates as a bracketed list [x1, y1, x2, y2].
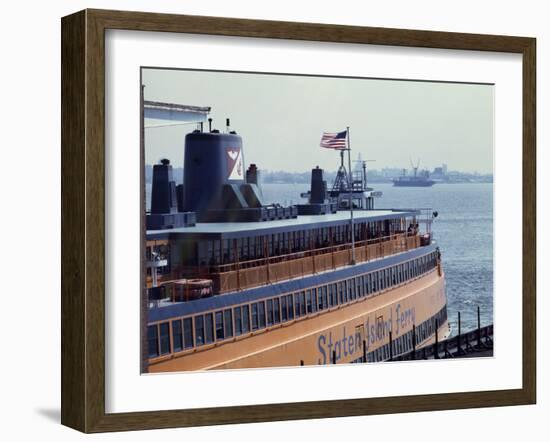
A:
[146, 182, 493, 333]
[262, 182, 494, 334]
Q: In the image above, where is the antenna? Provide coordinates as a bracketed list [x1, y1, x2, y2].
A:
[353, 157, 376, 190]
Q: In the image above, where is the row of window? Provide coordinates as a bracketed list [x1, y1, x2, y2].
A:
[197, 219, 408, 265]
[350, 306, 448, 363]
[148, 251, 439, 358]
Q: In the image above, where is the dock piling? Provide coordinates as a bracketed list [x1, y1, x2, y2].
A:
[457, 311, 465, 356]
[434, 319, 440, 359]
[411, 324, 416, 360]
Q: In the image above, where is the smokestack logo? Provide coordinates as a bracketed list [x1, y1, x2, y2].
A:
[226, 147, 243, 180]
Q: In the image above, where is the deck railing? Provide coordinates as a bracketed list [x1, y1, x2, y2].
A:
[151, 233, 423, 294]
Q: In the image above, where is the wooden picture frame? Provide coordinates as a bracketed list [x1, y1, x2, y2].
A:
[61, 8, 536, 433]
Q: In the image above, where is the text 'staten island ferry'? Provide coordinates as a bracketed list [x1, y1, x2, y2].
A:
[145, 123, 449, 372]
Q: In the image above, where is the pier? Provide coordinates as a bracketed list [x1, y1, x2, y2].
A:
[390, 323, 493, 361]
[389, 307, 493, 362]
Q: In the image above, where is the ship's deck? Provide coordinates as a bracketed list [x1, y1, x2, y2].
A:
[148, 242, 438, 322]
[147, 209, 418, 239]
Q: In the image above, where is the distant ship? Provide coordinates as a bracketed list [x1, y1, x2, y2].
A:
[393, 160, 435, 187]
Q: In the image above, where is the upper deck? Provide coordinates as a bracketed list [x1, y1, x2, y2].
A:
[147, 209, 419, 240]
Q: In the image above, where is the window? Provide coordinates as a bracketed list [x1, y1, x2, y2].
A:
[267, 299, 274, 325]
[306, 290, 313, 314]
[148, 325, 159, 358]
[273, 298, 281, 324]
[287, 295, 294, 320]
[251, 303, 259, 330]
[367, 273, 375, 295]
[182, 317, 193, 349]
[322, 286, 328, 309]
[204, 313, 214, 344]
[159, 322, 170, 355]
[172, 320, 183, 352]
[367, 273, 374, 295]
[328, 284, 334, 306]
[215, 311, 224, 341]
[348, 278, 354, 300]
[300, 292, 306, 316]
[281, 296, 288, 322]
[234, 307, 243, 336]
[294, 293, 301, 318]
[338, 282, 344, 304]
[242, 305, 250, 333]
[258, 301, 266, 328]
[224, 309, 233, 338]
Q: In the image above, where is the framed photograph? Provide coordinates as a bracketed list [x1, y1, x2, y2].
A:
[61, 9, 536, 433]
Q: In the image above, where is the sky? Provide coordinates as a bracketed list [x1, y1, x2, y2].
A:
[142, 68, 494, 174]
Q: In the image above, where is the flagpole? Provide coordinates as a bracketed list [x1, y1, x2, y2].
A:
[347, 126, 356, 265]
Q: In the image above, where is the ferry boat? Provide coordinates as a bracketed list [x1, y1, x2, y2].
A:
[145, 126, 449, 372]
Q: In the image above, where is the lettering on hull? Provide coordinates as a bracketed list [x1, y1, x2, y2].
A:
[317, 303, 416, 364]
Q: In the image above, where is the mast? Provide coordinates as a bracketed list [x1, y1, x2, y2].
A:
[347, 126, 356, 265]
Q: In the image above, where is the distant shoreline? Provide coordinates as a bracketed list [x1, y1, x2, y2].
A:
[144, 165, 493, 185]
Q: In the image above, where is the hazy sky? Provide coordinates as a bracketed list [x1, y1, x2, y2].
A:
[142, 69, 494, 174]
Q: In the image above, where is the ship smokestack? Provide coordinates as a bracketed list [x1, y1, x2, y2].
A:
[246, 164, 259, 185]
[208, 118, 212, 132]
[310, 166, 326, 204]
[183, 131, 245, 216]
[151, 158, 177, 214]
[147, 158, 196, 229]
[226, 118, 230, 133]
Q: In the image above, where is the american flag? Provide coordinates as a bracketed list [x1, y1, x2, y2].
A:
[320, 130, 348, 149]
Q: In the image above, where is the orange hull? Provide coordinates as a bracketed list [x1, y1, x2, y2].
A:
[149, 269, 447, 372]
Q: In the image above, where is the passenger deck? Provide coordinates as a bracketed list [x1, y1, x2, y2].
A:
[146, 209, 428, 294]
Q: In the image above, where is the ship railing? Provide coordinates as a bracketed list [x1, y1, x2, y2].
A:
[156, 233, 422, 293]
